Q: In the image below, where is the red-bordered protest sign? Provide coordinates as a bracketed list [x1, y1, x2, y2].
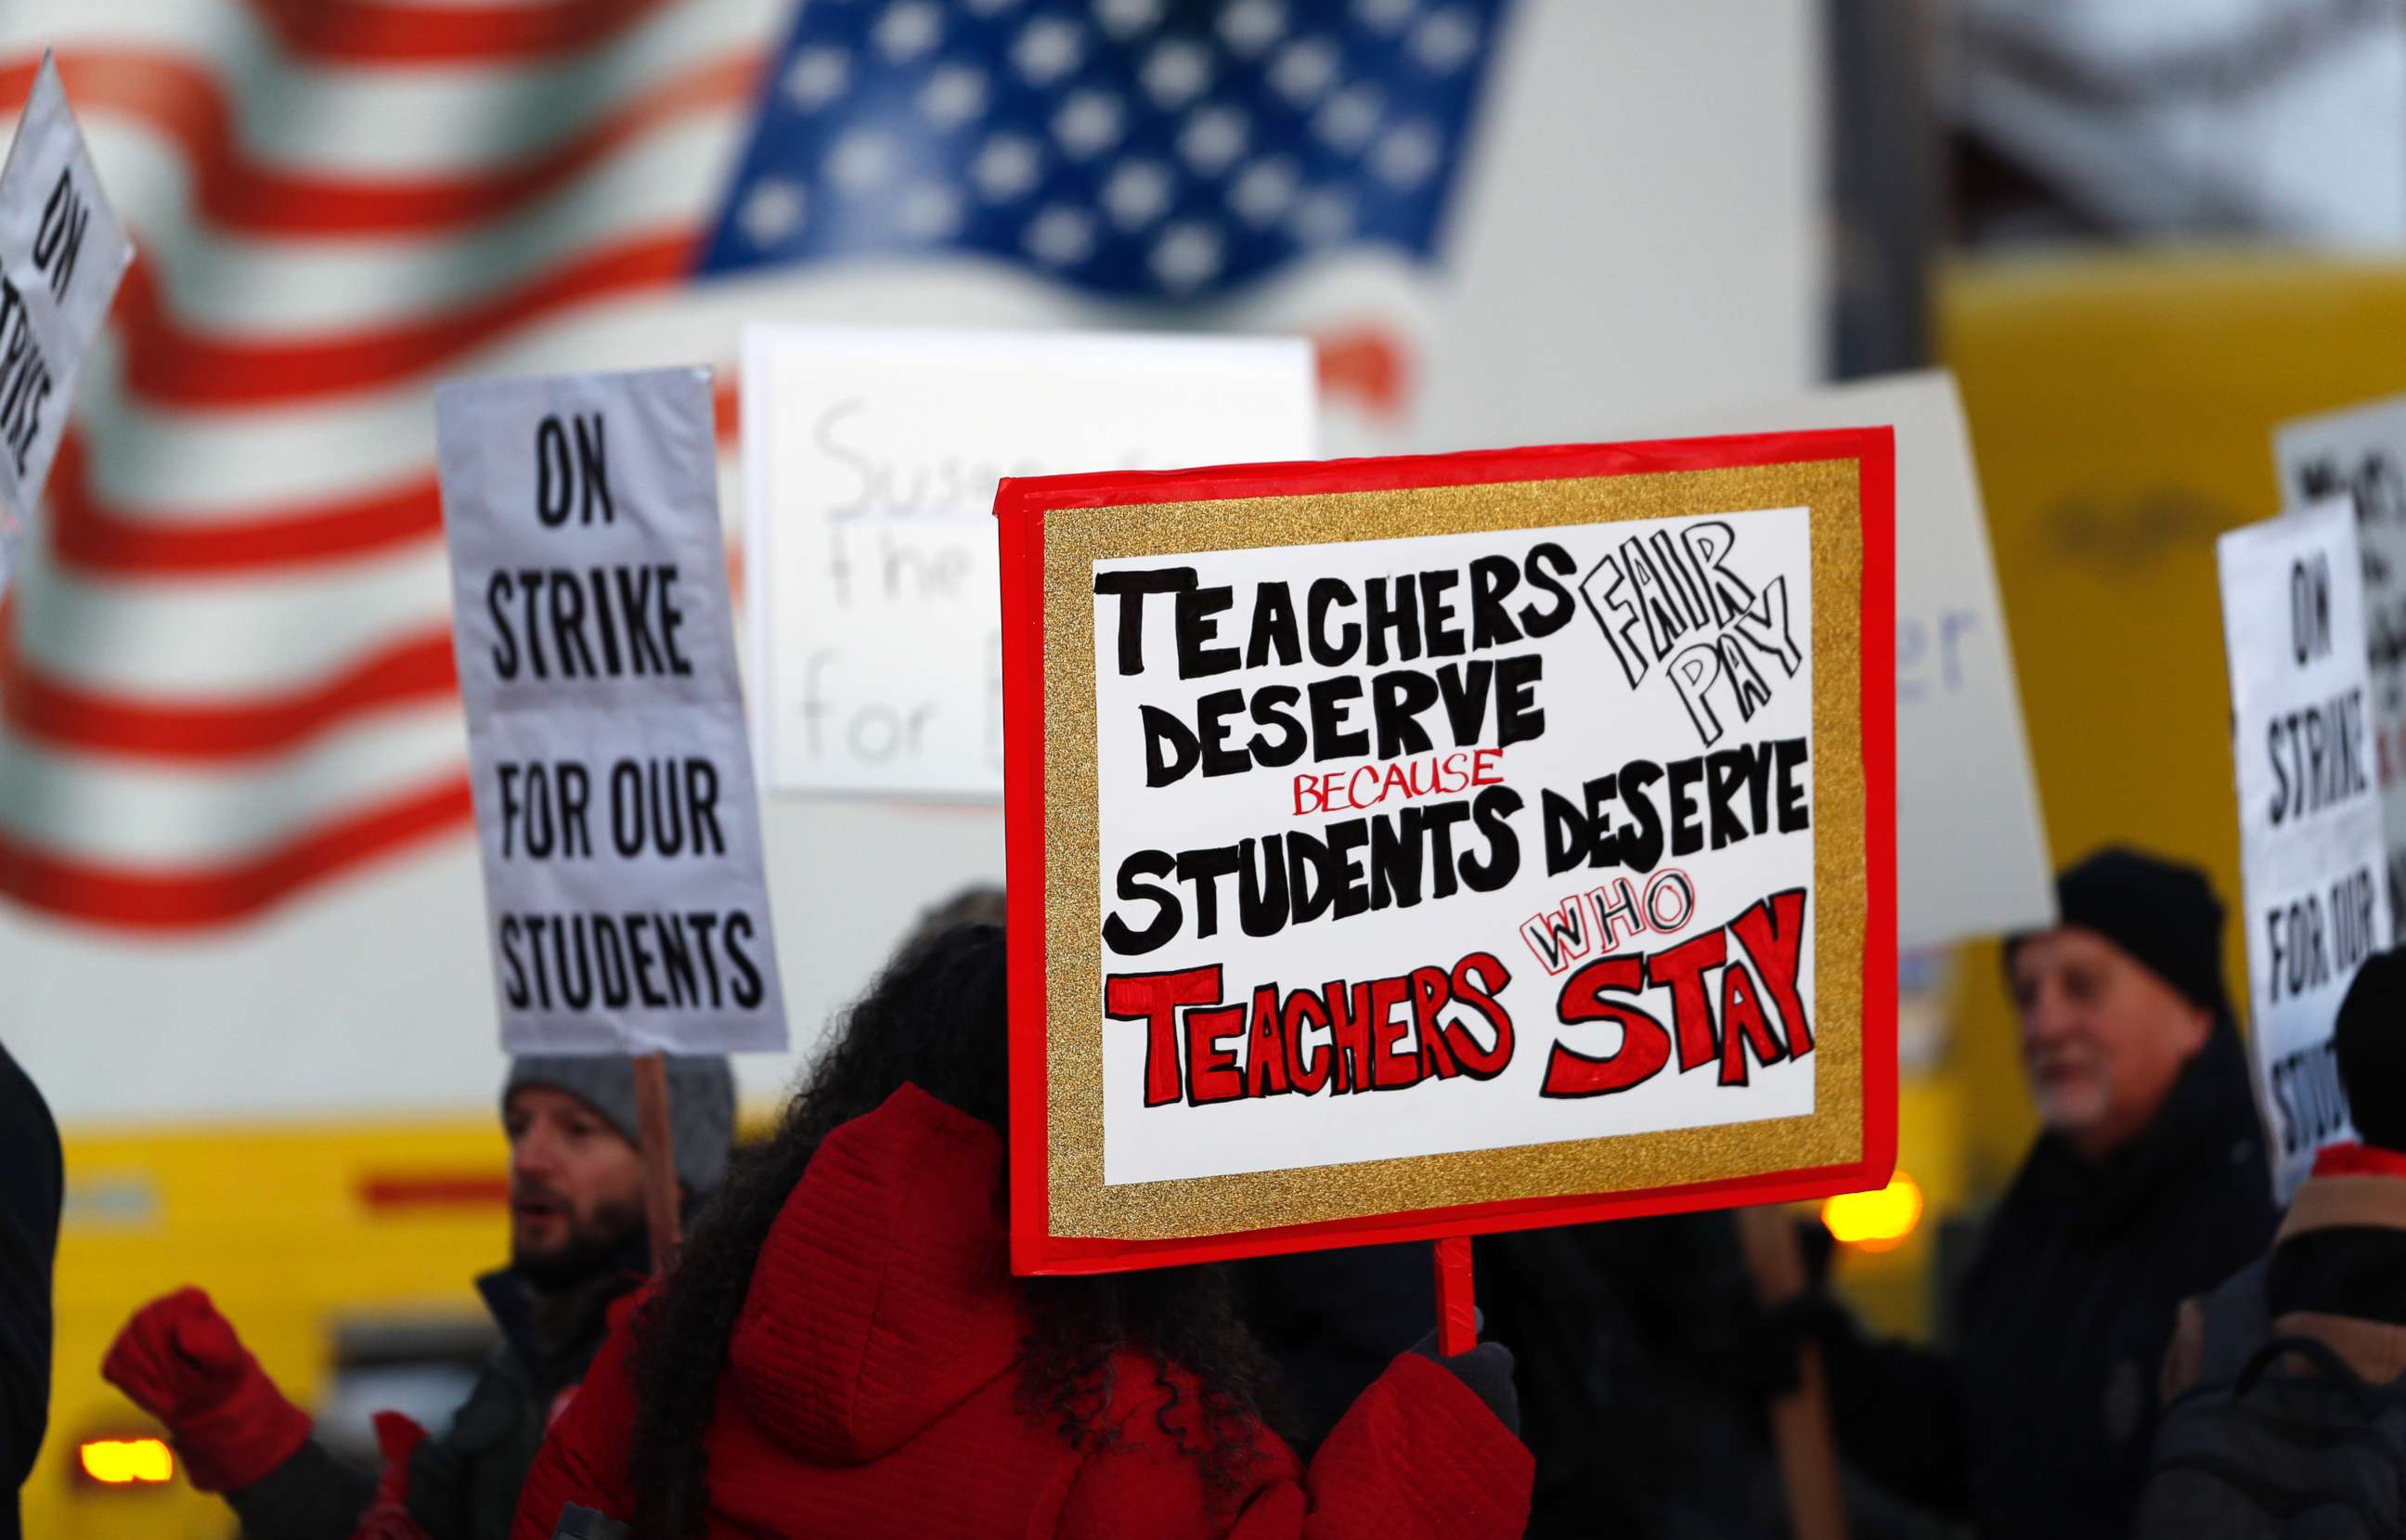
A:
[998, 431, 1896, 1277]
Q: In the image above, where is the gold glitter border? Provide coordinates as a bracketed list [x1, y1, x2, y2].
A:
[1041, 460, 1866, 1240]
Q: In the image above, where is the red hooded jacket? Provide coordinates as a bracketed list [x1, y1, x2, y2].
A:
[511, 1085, 1532, 1538]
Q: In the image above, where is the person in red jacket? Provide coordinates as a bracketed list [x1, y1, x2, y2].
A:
[512, 922, 1533, 1539]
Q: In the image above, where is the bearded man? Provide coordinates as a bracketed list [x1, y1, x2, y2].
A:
[103, 1055, 733, 1540]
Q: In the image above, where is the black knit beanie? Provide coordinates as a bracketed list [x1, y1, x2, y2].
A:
[2005, 847, 2231, 1020]
[2335, 948, 2406, 1152]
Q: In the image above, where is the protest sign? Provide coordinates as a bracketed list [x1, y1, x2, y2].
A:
[743, 325, 1314, 799]
[2275, 396, 2406, 945]
[0, 54, 133, 594]
[1649, 370, 2051, 951]
[999, 430, 1897, 1273]
[2219, 499, 2392, 1199]
[436, 366, 787, 1056]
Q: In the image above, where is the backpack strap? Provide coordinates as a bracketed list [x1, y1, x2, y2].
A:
[2233, 1333, 2387, 1416]
[2198, 1256, 2274, 1386]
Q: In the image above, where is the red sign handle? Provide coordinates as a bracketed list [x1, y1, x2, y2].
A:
[1432, 1236, 1476, 1357]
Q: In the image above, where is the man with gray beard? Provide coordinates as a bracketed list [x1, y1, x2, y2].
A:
[1779, 848, 2276, 1540]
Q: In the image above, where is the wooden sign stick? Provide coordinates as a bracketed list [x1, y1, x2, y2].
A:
[631, 1052, 683, 1275]
[1737, 1204, 1848, 1540]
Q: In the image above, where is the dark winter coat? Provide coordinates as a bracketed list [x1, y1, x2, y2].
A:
[228, 1262, 636, 1540]
[1476, 1214, 1783, 1538]
[511, 1084, 1534, 1540]
[1239, 1219, 1783, 1538]
[2161, 1142, 2406, 1398]
[0, 1046, 61, 1540]
[1231, 1241, 1435, 1456]
[1822, 1024, 2277, 1540]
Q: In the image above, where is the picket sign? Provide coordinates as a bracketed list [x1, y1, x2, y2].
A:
[995, 430, 1897, 1337]
[0, 54, 132, 595]
[2274, 396, 2406, 947]
[436, 366, 792, 1267]
[2218, 499, 2393, 1201]
[1646, 370, 2051, 951]
[742, 325, 1314, 798]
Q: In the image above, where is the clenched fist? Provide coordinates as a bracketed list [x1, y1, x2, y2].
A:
[102, 1287, 311, 1492]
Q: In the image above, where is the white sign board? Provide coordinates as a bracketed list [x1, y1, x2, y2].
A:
[1089, 509, 1827, 1186]
[2219, 499, 2391, 1199]
[2275, 396, 2406, 946]
[0, 54, 132, 592]
[882, 437, 1893, 1270]
[1647, 369, 2052, 950]
[436, 367, 787, 1055]
[743, 326, 1315, 798]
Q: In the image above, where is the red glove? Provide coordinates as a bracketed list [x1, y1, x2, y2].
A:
[100, 1287, 312, 1492]
[349, 1411, 433, 1540]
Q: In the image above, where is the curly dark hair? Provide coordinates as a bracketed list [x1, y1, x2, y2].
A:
[624, 922, 1287, 1537]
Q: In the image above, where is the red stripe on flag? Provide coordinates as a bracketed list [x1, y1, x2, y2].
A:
[0, 623, 459, 761]
[6, 395, 743, 761]
[46, 382, 737, 577]
[49, 435, 445, 575]
[1314, 326, 1412, 421]
[0, 775, 472, 929]
[117, 233, 702, 408]
[1, 51, 761, 239]
[249, 0, 677, 65]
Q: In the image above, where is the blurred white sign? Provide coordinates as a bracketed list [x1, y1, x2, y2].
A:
[1647, 370, 2053, 950]
[742, 326, 1315, 799]
[2219, 498, 2390, 1200]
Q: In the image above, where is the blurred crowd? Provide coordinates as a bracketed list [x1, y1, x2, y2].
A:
[5, 845, 2400, 1538]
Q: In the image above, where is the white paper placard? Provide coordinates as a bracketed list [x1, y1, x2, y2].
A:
[2275, 395, 2406, 947]
[1646, 370, 2051, 950]
[743, 325, 1315, 798]
[2219, 499, 2391, 1199]
[436, 366, 788, 1055]
[0, 54, 133, 591]
[1092, 508, 1820, 1186]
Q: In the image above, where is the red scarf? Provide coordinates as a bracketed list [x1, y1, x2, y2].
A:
[2310, 1142, 2406, 1179]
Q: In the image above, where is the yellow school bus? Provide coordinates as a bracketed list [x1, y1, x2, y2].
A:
[1833, 249, 2406, 1337]
[39, 1118, 510, 1538]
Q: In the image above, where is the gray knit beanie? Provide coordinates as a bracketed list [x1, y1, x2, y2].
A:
[502, 1055, 736, 1196]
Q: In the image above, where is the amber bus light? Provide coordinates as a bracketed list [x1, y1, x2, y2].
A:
[1821, 1172, 1923, 1252]
[76, 1437, 175, 1486]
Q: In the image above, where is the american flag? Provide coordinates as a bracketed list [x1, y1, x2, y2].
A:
[705, 0, 1501, 295]
[0, 0, 1504, 943]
